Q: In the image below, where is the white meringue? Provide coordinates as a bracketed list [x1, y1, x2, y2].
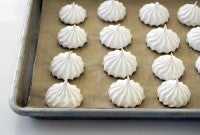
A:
[195, 56, 200, 73]
[157, 80, 191, 108]
[177, 1, 200, 27]
[50, 52, 84, 80]
[108, 77, 145, 108]
[146, 25, 180, 53]
[152, 54, 185, 80]
[139, 2, 169, 26]
[103, 48, 138, 78]
[186, 27, 200, 51]
[59, 2, 87, 24]
[57, 25, 87, 49]
[99, 24, 132, 49]
[45, 80, 83, 108]
[97, 0, 126, 22]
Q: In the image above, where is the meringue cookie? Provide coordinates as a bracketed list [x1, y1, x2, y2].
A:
[45, 80, 83, 108]
[99, 24, 132, 49]
[186, 27, 200, 51]
[50, 52, 84, 80]
[152, 54, 185, 80]
[59, 2, 87, 24]
[139, 2, 169, 26]
[108, 76, 145, 108]
[103, 48, 138, 78]
[177, 1, 200, 26]
[157, 80, 191, 108]
[57, 25, 87, 49]
[97, 0, 126, 22]
[195, 57, 200, 73]
[146, 25, 180, 53]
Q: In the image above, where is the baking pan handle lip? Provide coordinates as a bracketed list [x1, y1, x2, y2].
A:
[9, 0, 34, 115]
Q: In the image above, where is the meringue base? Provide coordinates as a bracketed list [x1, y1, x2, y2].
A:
[29, 0, 199, 109]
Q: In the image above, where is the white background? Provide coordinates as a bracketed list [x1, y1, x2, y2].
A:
[0, 0, 200, 135]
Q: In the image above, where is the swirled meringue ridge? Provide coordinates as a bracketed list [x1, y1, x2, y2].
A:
[100, 24, 132, 49]
[57, 25, 87, 49]
[103, 48, 138, 78]
[45, 80, 83, 108]
[108, 77, 145, 108]
[59, 2, 87, 24]
[146, 25, 180, 53]
[157, 80, 191, 108]
[152, 54, 185, 80]
[139, 2, 169, 26]
[50, 52, 84, 80]
[186, 27, 200, 51]
[177, 1, 200, 26]
[97, 0, 126, 22]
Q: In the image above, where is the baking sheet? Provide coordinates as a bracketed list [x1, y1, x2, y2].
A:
[29, 0, 200, 109]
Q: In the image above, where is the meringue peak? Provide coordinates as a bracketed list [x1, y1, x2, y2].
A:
[62, 80, 70, 91]
[116, 24, 121, 30]
[126, 76, 130, 83]
[162, 25, 169, 36]
[174, 79, 180, 87]
[111, 0, 116, 4]
[155, 2, 160, 6]
[168, 53, 177, 63]
[67, 51, 72, 56]
[126, 76, 130, 80]
[163, 24, 168, 31]
[194, 1, 198, 6]
[125, 76, 131, 84]
[71, 2, 75, 7]
[191, 1, 199, 10]
[63, 79, 68, 86]
[120, 47, 125, 55]
[170, 52, 174, 58]
[72, 24, 76, 29]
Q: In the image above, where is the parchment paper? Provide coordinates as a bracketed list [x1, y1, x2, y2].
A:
[29, 0, 200, 108]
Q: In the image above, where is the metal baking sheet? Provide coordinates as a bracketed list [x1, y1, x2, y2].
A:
[10, 0, 200, 119]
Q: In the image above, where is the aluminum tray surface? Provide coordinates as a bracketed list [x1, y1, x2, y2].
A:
[10, 0, 200, 119]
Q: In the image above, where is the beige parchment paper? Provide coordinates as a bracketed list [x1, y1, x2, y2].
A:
[29, 0, 200, 109]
